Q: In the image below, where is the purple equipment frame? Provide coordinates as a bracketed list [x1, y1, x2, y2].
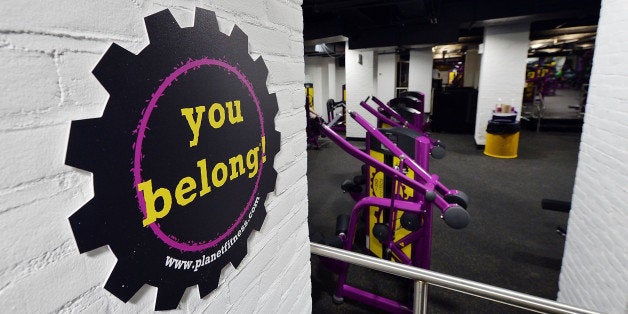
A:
[360, 96, 442, 149]
[318, 111, 469, 313]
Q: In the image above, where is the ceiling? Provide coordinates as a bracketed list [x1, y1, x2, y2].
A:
[303, 0, 601, 55]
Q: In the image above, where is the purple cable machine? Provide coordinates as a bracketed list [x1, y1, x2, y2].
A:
[318, 108, 469, 313]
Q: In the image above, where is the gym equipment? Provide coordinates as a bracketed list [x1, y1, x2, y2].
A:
[341, 95, 445, 204]
[316, 111, 470, 313]
[356, 98, 456, 264]
[305, 83, 314, 109]
[367, 93, 426, 133]
[305, 83, 322, 149]
[305, 83, 345, 149]
[362, 95, 442, 150]
[397, 91, 427, 131]
[306, 96, 324, 149]
[541, 199, 570, 237]
[326, 98, 346, 132]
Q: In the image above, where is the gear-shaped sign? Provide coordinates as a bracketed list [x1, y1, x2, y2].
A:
[65, 8, 280, 310]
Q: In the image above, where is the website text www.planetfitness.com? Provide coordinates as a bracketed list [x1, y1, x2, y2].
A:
[164, 196, 260, 272]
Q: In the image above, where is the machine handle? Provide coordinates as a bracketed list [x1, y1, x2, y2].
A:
[349, 111, 433, 180]
[359, 101, 400, 128]
[349, 111, 469, 228]
[319, 117, 470, 229]
[442, 206, 470, 229]
[370, 96, 407, 127]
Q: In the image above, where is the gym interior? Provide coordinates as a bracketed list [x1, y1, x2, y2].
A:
[1, 0, 627, 313]
[303, 0, 625, 313]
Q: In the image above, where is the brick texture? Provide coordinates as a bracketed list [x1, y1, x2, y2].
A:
[408, 49, 433, 113]
[557, 1, 628, 313]
[0, 1, 310, 312]
[346, 47, 377, 138]
[474, 23, 530, 145]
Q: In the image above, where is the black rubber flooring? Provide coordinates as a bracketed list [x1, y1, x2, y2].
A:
[308, 129, 581, 313]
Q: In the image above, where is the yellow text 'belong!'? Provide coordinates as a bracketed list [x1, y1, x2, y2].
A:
[138, 100, 266, 227]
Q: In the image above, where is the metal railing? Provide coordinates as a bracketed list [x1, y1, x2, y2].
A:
[310, 242, 599, 314]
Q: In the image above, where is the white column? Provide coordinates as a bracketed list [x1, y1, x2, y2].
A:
[336, 64, 346, 101]
[327, 59, 337, 101]
[320, 57, 330, 110]
[304, 56, 325, 115]
[376, 53, 396, 103]
[408, 49, 434, 113]
[345, 44, 376, 138]
[474, 23, 530, 145]
[557, 0, 628, 312]
[463, 48, 480, 89]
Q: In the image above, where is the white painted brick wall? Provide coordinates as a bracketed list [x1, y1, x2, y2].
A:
[408, 49, 433, 113]
[319, 58, 331, 108]
[336, 65, 346, 101]
[474, 23, 530, 145]
[463, 48, 480, 89]
[376, 53, 396, 104]
[327, 59, 338, 101]
[0, 1, 310, 312]
[346, 46, 377, 138]
[557, 0, 628, 312]
[304, 56, 342, 117]
[304, 56, 324, 114]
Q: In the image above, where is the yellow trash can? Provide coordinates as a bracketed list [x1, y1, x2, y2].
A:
[484, 122, 520, 159]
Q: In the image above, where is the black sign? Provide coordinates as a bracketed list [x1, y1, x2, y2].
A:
[65, 8, 279, 310]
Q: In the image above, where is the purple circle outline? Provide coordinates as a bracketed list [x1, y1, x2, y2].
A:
[132, 58, 265, 252]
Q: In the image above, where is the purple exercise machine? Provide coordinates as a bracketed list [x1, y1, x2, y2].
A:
[364, 95, 442, 144]
[343, 95, 445, 202]
[317, 110, 469, 313]
[326, 98, 347, 132]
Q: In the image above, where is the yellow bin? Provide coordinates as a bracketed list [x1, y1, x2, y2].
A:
[484, 131, 520, 158]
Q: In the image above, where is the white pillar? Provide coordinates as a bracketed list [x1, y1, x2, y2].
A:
[345, 44, 376, 138]
[304, 57, 341, 116]
[463, 48, 480, 89]
[474, 24, 530, 145]
[557, 0, 628, 312]
[320, 57, 330, 110]
[408, 49, 434, 113]
[327, 59, 337, 101]
[304, 56, 325, 115]
[376, 53, 396, 103]
[336, 64, 346, 101]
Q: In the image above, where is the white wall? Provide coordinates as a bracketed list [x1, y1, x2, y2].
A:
[345, 47, 376, 138]
[0, 1, 310, 313]
[304, 57, 323, 115]
[557, 0, 628, 312]
[327, 59, 337, 101]
[408, 49, 434, 113]
[376, 53, 396, 103]
[463, 48, 480, 89]
[336, 65, 346, 101]
[305, 56, 344, 116]
[319, 58, 331, 115]
[474, 24, 530, 145]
